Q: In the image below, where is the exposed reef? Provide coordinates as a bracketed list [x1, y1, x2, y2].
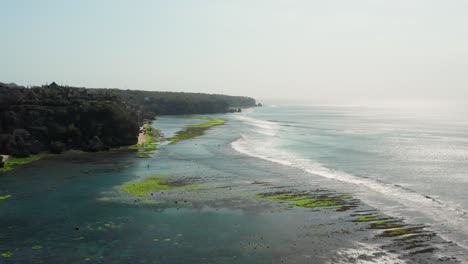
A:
[121, 174, 200, 197]
[168, 116, 226, 143]
[255, 191, 359, 212]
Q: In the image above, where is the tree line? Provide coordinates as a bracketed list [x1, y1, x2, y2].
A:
[0, 82, 258, 158]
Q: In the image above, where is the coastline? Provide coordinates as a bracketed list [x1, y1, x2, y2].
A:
[1, 115, 226, 172]
[0, 154, 47, 173]
[137, 124, 148, 145]
[168, 116, 226, 143]
[0, 114, 464, 263]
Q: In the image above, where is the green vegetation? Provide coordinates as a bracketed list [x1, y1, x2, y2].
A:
[113, 89, 257, 118]
[370, 221, 406, 229]
[128, 124, 161, 155]
[1, 252, 13, 258]
[168, 116, 226, 143]
[120, 174, 200, 197]
[294, 200, 339, 208]
[0, 82, 256, 161]
[353, 216, 390, 222]
[31, 245, 43, 250]
[121, 174, 176, 197]
[380, 227, 425, 237]
[0, 194, 12, 200]
[0, 154, 46, 173]
[255, 191, 357, 211]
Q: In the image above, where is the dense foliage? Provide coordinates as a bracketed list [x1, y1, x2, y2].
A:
[0, 82, 257, 157]
[107, 89, 257, 119]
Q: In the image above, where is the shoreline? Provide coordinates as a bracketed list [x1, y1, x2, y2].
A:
[0, 115, 225, 171]
[0, 154, 47, 173]
[0, 114, 464, 263]
[137, 123, 150, 145]
[168, 116, 226, 143]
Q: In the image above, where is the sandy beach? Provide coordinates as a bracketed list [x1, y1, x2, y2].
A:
[137, 124, 149, 145]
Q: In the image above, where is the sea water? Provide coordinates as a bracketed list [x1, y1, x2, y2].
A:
[232, 103, 468, 252]
[0, 111, 467, 263]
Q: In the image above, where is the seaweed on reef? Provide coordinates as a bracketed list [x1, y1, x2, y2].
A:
[168, 116, 226, 143]
[380, 226, 427, 237]
[0, 194, 12, 201]
[121, 174, 202, 197]
[369, 221, 406, 229]
[353, 216, 391, 222]
[255, 190, 357, 211]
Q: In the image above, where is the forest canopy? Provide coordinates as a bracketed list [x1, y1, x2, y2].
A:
[0, 82, 257, 157]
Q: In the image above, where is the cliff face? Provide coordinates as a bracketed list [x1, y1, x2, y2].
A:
[0, 83, 257, 157]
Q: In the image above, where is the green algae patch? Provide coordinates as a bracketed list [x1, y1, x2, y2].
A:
[380, 227, 425, 237]
[121, 174, 201, 197]
[121, 174, 175, 197]
[168, 116, 226, 143]
[0, 194, 12, 201]
[353, 216, 390, 222]
[268, 194, 310, 201]
[294, 199, 339, 208]
[370, 221, 406, 229]
[255, 191, 357, 211]
[1, 252, 13, 258]
[0, 154, 47, 173]
[32, 245, 43, 250]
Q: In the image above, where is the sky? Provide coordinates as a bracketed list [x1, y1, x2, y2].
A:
[1, 0, 468, 103]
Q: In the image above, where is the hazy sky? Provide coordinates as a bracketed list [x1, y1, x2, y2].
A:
[1, 0, 468, 103]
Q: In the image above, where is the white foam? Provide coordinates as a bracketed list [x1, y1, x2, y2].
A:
[232, 114, 468, 251]
[330, 242, 406, 264]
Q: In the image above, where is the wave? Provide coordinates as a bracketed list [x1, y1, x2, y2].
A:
[232, 114, 468, 250]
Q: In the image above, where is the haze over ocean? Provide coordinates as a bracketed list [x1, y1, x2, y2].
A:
[2, 0, 468, 103]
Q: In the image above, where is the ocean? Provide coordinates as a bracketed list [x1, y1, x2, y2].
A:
[0, 105, 467, 263]
[233, 103, 468, 253]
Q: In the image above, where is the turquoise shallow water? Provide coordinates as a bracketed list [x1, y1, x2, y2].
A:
[0, 113, 466, 263]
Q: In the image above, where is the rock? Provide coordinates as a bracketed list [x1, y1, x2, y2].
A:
[50, 141, 66, 154]
[86, 136, 108, 152]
